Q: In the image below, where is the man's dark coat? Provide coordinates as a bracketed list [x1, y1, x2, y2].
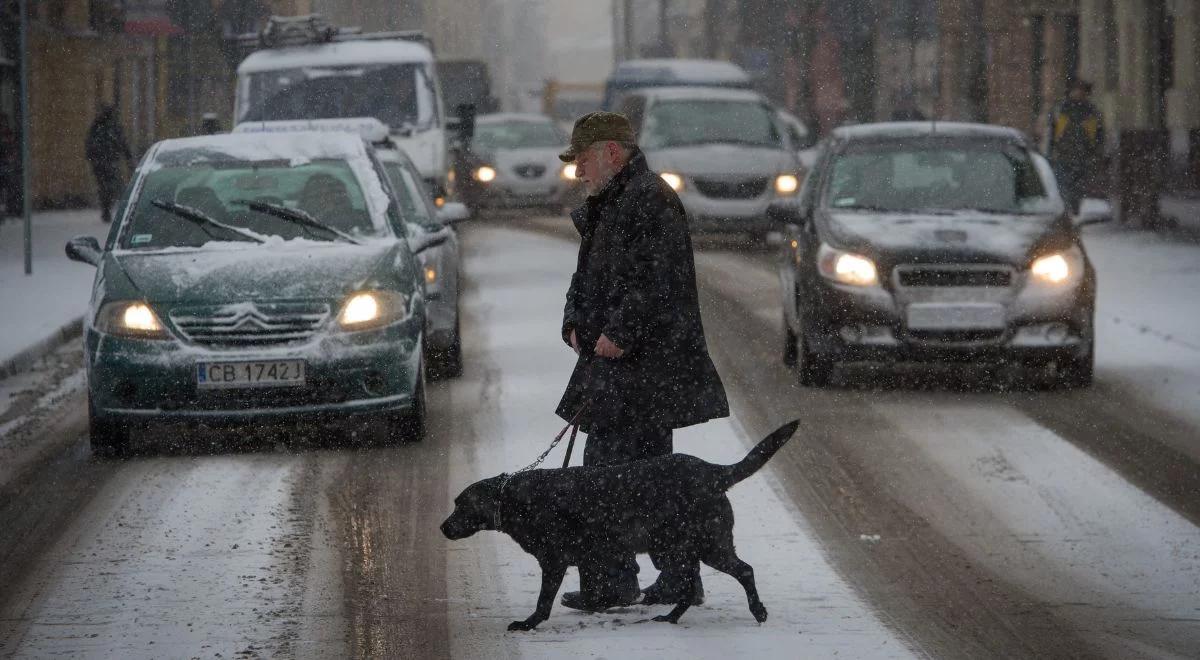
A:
[556, 149, 728, 431]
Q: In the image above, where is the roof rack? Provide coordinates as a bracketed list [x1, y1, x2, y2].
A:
[230, 14, 433, 54]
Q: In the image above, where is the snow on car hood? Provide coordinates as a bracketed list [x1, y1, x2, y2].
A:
[114, 239, 397, 304]
[644, 144, 796, 177]
[822, 210, 1069, 266]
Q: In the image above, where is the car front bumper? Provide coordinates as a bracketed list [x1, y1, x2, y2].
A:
[679, 192, 798, 233]
[800, 273, 1094, 364]
[86, 316, 423, 423]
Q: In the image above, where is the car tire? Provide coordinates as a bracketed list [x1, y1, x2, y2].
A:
[793, 328, 834, 387]
[1058, 341, 1095, 389]
[429, 317, 464, 381]
[89, 399, 130, 458]
[382, 364, 427, 445]
[443, 315, 464, 379]
[782, 319, 799, 367]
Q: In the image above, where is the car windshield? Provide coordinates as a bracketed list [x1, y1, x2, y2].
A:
[238, 63, 436, 131]
[121, 158, 380, 249]
[823, 142, 1058, 215]
[640, 99, 781, 149]
[473, 121, 564, 151]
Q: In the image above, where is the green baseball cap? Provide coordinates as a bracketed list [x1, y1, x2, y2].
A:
[558, 111, 635, 162]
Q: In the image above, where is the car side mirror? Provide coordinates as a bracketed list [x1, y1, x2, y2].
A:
[65, 235, 102, 267]
[436, 201, 470, 225]
[1073, 198, 1113, 228]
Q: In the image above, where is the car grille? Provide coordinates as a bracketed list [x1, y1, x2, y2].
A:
[513, 163, 547, 179]
[906, 329, 1006, 343]
[895, 265, 1013, 288]
[170, 302, 330, 348]
[692, 177, 769, 200]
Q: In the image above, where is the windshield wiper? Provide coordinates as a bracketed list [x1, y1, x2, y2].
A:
[955, 206, 1035, 215]
[150, 199, 265, 244]
[829, 203, 901, 213]
[232, 200, 361, 245]
[666, 138, 772, 148]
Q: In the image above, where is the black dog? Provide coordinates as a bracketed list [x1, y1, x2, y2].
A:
[441, 420, 800, 630]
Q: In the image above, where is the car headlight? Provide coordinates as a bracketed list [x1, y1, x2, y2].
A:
[95, 301, 170, 339]
[817, 244, 878, 286]
[660, 172, 683, 192]
[775, 174, 800, 195]
[473, 166, 496, 183]
[561, 163, 577, 180]
[337, 291, 412, 331]
[1030, 252, 1074, 284]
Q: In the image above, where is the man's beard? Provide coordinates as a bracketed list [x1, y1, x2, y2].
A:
[584, 164, 617, 196]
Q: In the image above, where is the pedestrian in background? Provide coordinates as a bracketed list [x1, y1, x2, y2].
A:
[555, 112, 729, 612]
[85, 106, 133, 224]
[1047, 79, 1104, 216]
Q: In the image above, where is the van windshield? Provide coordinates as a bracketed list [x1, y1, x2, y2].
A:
[238, 63, 437, 132]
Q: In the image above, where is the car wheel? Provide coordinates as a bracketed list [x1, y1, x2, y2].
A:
[796, 328, 834, 388]
[384, 364, 427, 444]
[1058, 340, 1095, 389]
[428, 317, 464, 381]
[89, 399, 130, 458]
[782, 319, 799, 367]
[444, 314, 464, 379]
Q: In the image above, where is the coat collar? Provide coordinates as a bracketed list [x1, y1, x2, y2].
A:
[570, 148, 649, 234]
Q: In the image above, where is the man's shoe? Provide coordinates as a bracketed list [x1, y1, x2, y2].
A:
[560, 588, 641, 612]
[640, 581, 705, 606]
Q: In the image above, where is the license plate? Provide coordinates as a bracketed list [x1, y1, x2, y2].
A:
[196, 360, 306, 389]
[906, 303, 1005, 330]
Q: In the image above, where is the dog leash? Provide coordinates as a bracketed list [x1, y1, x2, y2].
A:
[494, 403, 589, 530]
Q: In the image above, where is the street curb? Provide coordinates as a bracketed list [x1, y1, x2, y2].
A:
[0, 317, 83, 381]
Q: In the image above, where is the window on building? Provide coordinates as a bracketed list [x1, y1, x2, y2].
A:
[89, 0, 124, 33]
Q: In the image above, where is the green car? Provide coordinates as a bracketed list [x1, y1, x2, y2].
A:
[66, 131, 447, 455]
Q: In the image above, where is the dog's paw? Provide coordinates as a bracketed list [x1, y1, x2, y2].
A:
[750, 602, 768, 623]
[652, 614, 680, 624]
[507, 619, 539, 631]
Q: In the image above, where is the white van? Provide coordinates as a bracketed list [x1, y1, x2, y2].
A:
[233, 15, 450, 199]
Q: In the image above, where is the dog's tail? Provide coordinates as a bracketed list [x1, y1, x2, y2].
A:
[719, 420, 800, 490]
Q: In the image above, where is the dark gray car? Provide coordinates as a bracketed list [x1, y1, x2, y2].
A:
[779, 122, 1102, 388]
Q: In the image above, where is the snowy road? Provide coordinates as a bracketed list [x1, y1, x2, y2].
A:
[1, 217, 1199, 659]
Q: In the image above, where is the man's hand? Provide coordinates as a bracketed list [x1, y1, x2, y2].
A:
[594, 334, 625, 359]
[569, 329, 579, 355]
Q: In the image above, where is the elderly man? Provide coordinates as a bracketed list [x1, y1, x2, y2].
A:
[555, 112, 729, 612]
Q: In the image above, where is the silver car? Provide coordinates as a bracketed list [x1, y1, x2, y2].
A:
[618, 87, 803, 239]
[457, 113, 580, 211]
[378, 147, 469, 377]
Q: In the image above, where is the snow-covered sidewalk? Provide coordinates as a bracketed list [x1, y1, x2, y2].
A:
[442, 226, 920, 658]
[0, 211, 107, 373]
